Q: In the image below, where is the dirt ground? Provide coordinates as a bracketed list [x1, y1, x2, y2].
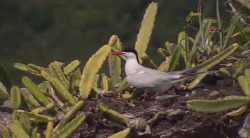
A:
[75, 76, 246, 138]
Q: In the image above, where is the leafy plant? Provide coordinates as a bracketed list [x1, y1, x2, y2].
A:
[135, 2, 158, 63]
[188, 68, 250, 116]
[1, 1, 250, 137]
[79, 44, 111, 98]
[108, 128, 131, 138]
[108, 35, 122, 90]
[0, 81, 9, 105]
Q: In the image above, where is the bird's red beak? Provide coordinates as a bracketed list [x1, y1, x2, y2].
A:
[113, 51, 125, 56]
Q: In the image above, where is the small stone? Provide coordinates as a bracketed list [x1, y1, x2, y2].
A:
[208, 91, 220, 99]
[217, 79, 233, 86]
[184, 93, 190, 98]
[166, 109, 185, 120]
[128, 118, 147, 132]
[239, 113, 250, 138]
[191, 90, 198, 96]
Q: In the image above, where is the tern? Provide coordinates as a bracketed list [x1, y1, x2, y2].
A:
[113, 49, 201, 94]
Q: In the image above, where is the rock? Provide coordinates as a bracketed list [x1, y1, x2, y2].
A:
[238, 112, 250, 138]
[128, 117, 147, 132]
[217, 79, 234, 87]
[184, 93, 190, 98]
[208, 91, 220, 99]
[166, 109, 185, 120]
[191, 90, 198, 96]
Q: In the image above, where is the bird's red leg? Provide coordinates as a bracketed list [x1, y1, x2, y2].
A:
[142, 91, 150, 102]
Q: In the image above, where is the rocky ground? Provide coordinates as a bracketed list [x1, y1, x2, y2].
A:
[77, 77, 246, 138]
[0, 77, 247, 138]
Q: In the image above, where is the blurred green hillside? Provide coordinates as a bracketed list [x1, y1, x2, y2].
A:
[0, 0, 217, 80]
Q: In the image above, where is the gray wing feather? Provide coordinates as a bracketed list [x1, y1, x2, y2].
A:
[141, 66, 198, 82]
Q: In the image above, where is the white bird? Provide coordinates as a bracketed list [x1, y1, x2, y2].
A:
[113, 49, 200, 93]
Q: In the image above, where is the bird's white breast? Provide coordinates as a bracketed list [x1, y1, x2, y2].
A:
[125, 58, 140, 76]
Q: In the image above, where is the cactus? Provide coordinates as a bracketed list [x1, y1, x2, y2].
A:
[226, 105, 248, 117]
[79, 44, 111, 98]
[16, 110, 53, 122]
[188, 43, 239, 89]
[22, 76, 52, 106]
[0, 64, 12, 90]
[31, 102, 55, 114]
[168, 44, 182, 71]
[108, 128, 131, 138]
[101, 74, 110, 92]
[2, 2, 248, 137]
[45, 121, 53, 138]
[20, 88, 41, 107]
[0, 125, 12, 138]
[47, 84, 64, 108]
[10, 120, 30, 138]
[53, 100, 84, 132]
[108, 35, 122, 89]
[159, 41, 183, 72]
[157, 57, 171, 72]
[35, 133, 41, 138]
[244, 68, 250, 79]
[40, 70, 53, 81]
[141, 53, 157, 68]
[122, 92, 133, 100]
[236, 0, 250, 10]
[178, 31, 190, 67]
[238, 69, 250, 96]
[31, 127, 38, 138]
[53, 113, 86, 138]
[92, 74, 101, 94]
[19, 113, 32, 135]
[13, 63, 46, 76]
[13, 63, 29, 72]
[27, 64, 45, 75]
[164, 41, 176, 55]
[187, 96, 250, 113]
[11, 86, 24, 109]
[116, 79, 130, 93]
[38, 81, 50, 92]
[135, 2, 158, 62]
[69, 68, 82, 91]
[50, 78, 77, 105]
[49, 61, 69, 89]
[31, 127, 41, 138]
[12, 110, 18, 120]
[63, 60, 80, 76]
[98, 102, 128, 125]
[0, 81, 9, 104]
[188, 20, 210, 66]
[157, 47, 169, 57]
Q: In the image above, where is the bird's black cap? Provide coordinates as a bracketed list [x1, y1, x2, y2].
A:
[124, 48, 138, 54]
[123, 48, 140, 63]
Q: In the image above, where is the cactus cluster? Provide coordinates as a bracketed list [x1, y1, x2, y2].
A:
[1, 60, 86, 137]
[0, 33, 136, 137]
[0, 2, 159, 137]
[3, 35, 130, 137]
[188, 68, 250, 116]
[0, 1, 249, 137]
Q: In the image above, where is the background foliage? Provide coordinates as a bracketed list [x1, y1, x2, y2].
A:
[0, 0, 217, 80]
